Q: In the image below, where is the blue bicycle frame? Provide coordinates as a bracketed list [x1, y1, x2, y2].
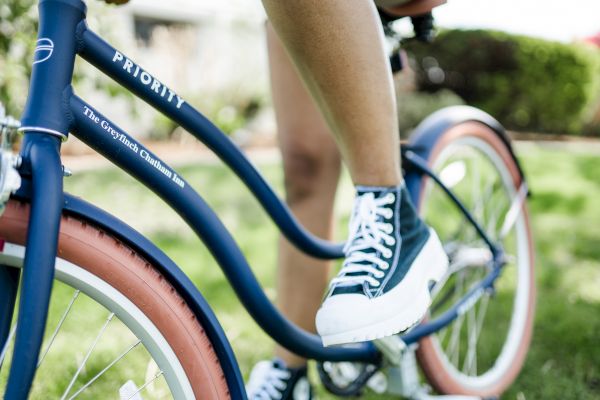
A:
[0, 0, 527, 398]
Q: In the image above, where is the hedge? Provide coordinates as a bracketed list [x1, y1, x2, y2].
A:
[405, 29, 600, 135]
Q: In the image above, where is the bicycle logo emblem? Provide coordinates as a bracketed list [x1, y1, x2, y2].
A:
[33, 38, 54, 65]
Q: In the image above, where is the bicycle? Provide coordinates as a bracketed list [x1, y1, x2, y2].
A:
[0, 0, 535, 398]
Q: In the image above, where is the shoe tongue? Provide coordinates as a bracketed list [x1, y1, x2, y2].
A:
[332, 186, 400, 296]
[349, 185, 397, 252]
[355, 185, 397, 197]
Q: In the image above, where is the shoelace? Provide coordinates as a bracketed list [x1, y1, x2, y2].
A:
[331, 192, 397, 288]
[246, 361, 292, 400]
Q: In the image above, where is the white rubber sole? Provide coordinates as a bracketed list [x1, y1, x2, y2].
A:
[317, 229, 449, 346]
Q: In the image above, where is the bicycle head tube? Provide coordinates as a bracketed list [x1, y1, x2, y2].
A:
[19, 0, 87, 141]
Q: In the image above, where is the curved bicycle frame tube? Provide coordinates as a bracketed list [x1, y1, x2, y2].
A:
[67, 94, 507, 355]
[68, 94, 379, 364]
[76, 24, 344, 260]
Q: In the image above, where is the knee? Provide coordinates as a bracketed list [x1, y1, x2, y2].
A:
[282, 142, 341, 205]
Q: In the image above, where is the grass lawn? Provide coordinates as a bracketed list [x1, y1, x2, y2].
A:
[2, 142, 600, 399]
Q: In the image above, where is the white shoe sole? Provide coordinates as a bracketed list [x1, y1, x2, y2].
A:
[317, 229, 449, 346]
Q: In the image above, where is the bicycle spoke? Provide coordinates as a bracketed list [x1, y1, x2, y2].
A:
[475, 294, 490, 345]
[125, 370, 165, 400]
[462, 285, 490, 376]
[422, 137, 533, 388]
[463, 273, 485, 375]
[483, 181, 504, 235]
[470, 157, 484, 221]
[499, 183, 528, 239]
[38, 290, 81, 368]
[437, 325, 450, 346]
[447, 313, 465, 367]
[61, 312, 115, 400]
[67, 339, 142, 400]
[446, 271, 466, 367]
[0, 324, 17, 365]
[463, 293, 479, 375]
[477, 172, 495, 219]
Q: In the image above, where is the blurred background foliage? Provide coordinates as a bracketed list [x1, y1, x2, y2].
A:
[0, 0, 37, 117]
[405, 29, 600, 135]
[0, 0, 136, 121]
[0, 0, 269, 143]
[395, 88, 465, 137]
[2, 4, 599, 139]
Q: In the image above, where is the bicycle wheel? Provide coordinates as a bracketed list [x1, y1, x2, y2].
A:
[414, 122, 535, 396]
[0, 200, 230, 399]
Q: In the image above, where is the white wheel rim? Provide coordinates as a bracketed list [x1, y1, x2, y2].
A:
[424, 136, 532, 390]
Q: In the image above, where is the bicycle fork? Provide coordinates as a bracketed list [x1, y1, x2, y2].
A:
[1, 0, 84, 397]
[2, 134, 64, 399]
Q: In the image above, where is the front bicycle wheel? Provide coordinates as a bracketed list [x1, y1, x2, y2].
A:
[414, 122, 535, 396]
[0, 200, 231, 399]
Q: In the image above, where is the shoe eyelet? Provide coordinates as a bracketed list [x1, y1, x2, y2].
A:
[381, 262, 389, 270]
[386, 193, 395, 202]
[384, 250, 392, 258]
[376, 272, 385, 278]
[386, 238, 396, 245]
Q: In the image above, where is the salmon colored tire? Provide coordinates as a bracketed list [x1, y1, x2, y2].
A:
[0, 201, 231, 399]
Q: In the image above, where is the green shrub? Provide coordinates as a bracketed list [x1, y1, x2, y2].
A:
[405, 29, 600, 135]
[396, 89, 465, 138]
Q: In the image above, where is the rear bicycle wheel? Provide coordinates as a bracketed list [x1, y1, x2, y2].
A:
[0, 200, 231, 399]
[414, 122, 535, 396]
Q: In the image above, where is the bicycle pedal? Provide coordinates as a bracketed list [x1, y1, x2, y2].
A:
[373, 335, 406, 365]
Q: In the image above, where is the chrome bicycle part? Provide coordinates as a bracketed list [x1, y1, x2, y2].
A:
[381, 345, 486, 399]
[374, 335, 407, 366]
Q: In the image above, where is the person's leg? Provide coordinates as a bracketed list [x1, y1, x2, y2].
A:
[261, 0, 400, 187]
[261, 0, 449, 348]
[267, 25, 342, 367]
[246, 25, 341, 400]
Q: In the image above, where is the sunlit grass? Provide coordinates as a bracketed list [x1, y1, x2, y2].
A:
[2, 143, 600, 399]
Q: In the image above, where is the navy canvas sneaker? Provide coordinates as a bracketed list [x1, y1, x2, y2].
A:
[316, 184, 448, 346]
[246, 359, 314, 400]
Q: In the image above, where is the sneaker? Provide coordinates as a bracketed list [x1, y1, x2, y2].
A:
[246, 359, 314, 400]
[316, 184, 448, 346]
